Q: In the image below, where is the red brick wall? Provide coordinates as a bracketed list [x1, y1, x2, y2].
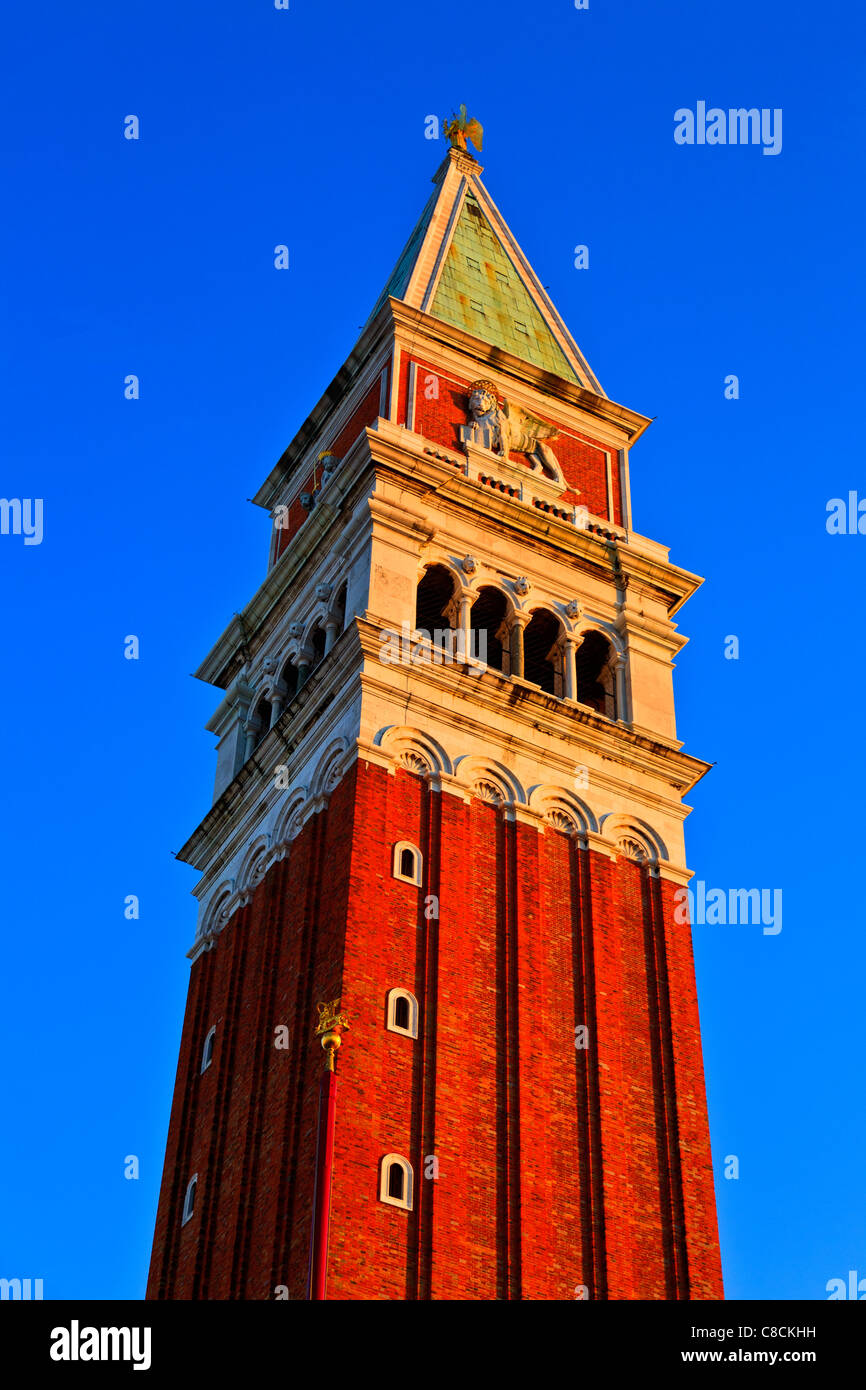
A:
[146, 766, 358, 1300]
[147, 761, 722, 1300]
[399, 356, 621, 525]
[273, 371, 387, 563]
[330, 373, 386, 461]
[556, 429, 621, 526]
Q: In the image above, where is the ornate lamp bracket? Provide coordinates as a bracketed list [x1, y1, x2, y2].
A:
[315, 998, 350, 1072]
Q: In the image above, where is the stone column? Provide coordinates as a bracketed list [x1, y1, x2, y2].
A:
[458, 593, 472, 663]
[613, 652, 628, 722]
[270, 681, 287, 726]
[324, 619, 340, 655]
[562, 636, 578, 702]
[510, 612, 529, 679]
[243, 722, 257, 762]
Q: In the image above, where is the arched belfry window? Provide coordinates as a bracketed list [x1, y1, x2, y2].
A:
[182, 1175, 198, 1226]
[200, 1025, 216, 1073]
[469, 586, 508, 673]
[523, 609, 563, 695]
[333, 582, 347, 633]
[387, 988, 419, 1039]
[575, 630, 616, 718]
[415, 563, 457, 638]
[393, 841, 422, 886]
[251, 695, 273, 750]
[379, 1154, 413, 1211]
[280, 658, 299, 706]
[310, 624, 327, 672]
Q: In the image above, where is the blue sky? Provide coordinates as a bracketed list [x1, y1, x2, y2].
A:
[1, 0, 863, 1300]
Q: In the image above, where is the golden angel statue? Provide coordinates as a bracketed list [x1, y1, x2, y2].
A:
[444, 104, 483, 154]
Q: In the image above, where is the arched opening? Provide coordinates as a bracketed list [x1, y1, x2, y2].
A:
[281, 658, 299, 705]
[388, 1162, 405, 1201]
[309, 625, 327, 672]
[182, 1175, 197, 1225]
[415, 563, 457, 637]
[523, 609, 562, 695]
[251, 696, 273, 749]
[575, 630, 615, 717]
[200, 1025, 216, 1073]
[386, 987, 420, 1039]
[332, 582, 347, 633]
[393, 842, 422, 885]
[379, 1153, 414, 1209]
[469, 586, 507, 673]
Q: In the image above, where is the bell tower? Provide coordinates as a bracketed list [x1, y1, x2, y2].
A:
[147, 131, 723, 1301]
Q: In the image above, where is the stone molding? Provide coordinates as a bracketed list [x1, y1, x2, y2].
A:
[189, 721, 682, 960]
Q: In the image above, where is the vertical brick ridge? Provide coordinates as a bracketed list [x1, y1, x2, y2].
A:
[267, 833, 312, 1297]
[193, 908, 249, 1297]
[501, 814, 522, 1300]
[493, 811, 509, 1299]
[647, 870, 690, 1297]
[514, 820, 564, 1299]
[638, 866, 686, 1298]
[163, 950, 215, 1296]
[231, 858, 286, 1297]
[148, 946, 214, 1298]
[657, 878, 724, 1299]
[428, 789, 501, 1300]
[275, 810, 327, 1296]
[306, 777, 355, 1298]
[588, 850, 635, 1297]
[411, 781, 440, 1301]
[571, 841, 608, 1300]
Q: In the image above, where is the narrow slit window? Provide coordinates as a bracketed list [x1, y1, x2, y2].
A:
[392, 842, 422, 886]
[182, 1175, 198, 1226]
[200, 1026, 216, 1073]
[379, 1154, 413, 1210]
[387, 988, 419, 1039]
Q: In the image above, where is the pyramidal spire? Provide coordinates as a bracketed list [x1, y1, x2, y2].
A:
[365, 127, 603, 396]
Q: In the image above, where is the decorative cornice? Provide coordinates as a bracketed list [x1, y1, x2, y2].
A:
[356, 617, 710, 797]
[249, 291, 651, 519]
[188, 718, 694, 961]
[385, 299, 648, 443]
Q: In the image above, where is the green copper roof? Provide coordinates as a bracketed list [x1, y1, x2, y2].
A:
[430, 193, 578, 381]
[364, 184, 439, 328]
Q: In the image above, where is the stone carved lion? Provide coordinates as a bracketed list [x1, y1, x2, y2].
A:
[459, 380, 561, 477]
